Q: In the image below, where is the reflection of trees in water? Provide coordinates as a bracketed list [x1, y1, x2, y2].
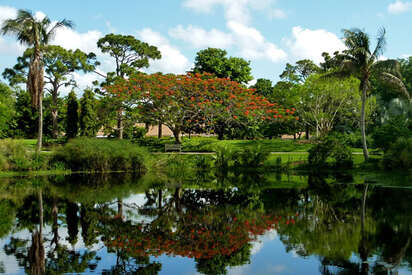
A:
[269, 175, 412, 275]
[3, 173, 412, 274]
[100, 186, 286, 275]
[2, 188, 101, 274]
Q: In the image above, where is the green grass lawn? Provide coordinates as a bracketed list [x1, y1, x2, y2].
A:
[140, 136, 314, 153]
[21, 139, 37, 150]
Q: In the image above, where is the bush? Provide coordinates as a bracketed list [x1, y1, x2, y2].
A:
[308, 134, 353, 168]
[383, 137, 412, 169]
[53, 138, 149, 172]
[372, 117, 412, 152]
[213, 145, 270, 172]
[342, 132, 373, 149]
[0, 139, 38, 171]
[234, 146, 270, 169]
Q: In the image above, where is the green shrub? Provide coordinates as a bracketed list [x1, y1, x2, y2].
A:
[342, 132, 373, 149]
[234, 146, 270, 168]
[213, 145, 270, 172]
[0, 139, 33, 171]
[53, 138, 149, 172]
[383, 137, 412, 169]
[194, 155, 214, 170]
[372, 117, 412, 152]
[308, 134, 353, 168]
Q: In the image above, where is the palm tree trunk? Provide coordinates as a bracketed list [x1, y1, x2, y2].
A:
[360, 84, 369, 161]
[36, 94, 43, 153]
[360, 183, 369, 274]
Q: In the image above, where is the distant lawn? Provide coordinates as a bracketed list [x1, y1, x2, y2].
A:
[139, 136, 314, 153]
[21, 139, 37, 150]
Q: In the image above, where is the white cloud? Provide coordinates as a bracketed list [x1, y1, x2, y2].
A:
[168, 21, 286, 64]
[0, 6, 25, 56]
[138, 28, 192, 74]
[182, 0, 286, 24]
[401, 54, 412, 58]
[0, 5, 16, 23]
[227, 20, 287, 62]
[34, 11, 46, 20]
[284, 26, 345, 63]
[52, 27, 102, 54]
[169, 25, 233, 49]
[51, 27, 107, 92]
[269, 9, 287, 19]
[388, 1, 412, 14]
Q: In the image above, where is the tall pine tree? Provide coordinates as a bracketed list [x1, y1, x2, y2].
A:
[66, 91, 79, 139]
[79, 89, 97, 137]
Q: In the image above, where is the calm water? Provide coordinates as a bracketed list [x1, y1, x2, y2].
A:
[1, 171, 412, 275]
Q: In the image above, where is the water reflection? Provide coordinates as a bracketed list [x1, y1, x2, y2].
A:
[0, 172, 412, 274]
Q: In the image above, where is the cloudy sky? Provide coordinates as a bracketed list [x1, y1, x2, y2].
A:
[0, 0, 410, 92]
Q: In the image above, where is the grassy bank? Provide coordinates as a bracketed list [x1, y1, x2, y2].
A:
[0, 137, 384, 177]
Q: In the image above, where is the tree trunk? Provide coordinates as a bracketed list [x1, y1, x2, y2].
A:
[173, 129, 181, 144]
[51, 86, 59, 139]
[36, 95, 43, 153]
[117, 199, 123, 220]
[158, 122, 162, 138]
[51, 197, 59, 249]
[217, 132, 224, 140]
[117, 108, 123, 139]
[360, 184, 369, 274]
[360, 83, 369, 161]
[158, 190, 162, 209]
[29, 189, 45, 275]
[305, 126, 310, 140]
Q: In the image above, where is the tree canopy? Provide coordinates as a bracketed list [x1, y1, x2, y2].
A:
[192, 48, 253, 84]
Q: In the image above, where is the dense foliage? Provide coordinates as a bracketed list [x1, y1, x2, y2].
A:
[53, 138, 148, 172]
[308, 134, 353, 168]
[105, 72, 295, 142]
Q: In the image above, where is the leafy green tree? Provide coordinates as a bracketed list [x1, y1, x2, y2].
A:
[4, 45, 98, 138]
[79, 89, 98, 137]
[12, 89, 37, 138]
[1, 9, 73, 152]
[66, 91, 79, 139]
[320, 51, 345, 72]
[42, 94, 66, 138]
[293, 75, 361, 137]
[0, 82, 15, 137]
[97, 33, 161, 139]
[330, 28, 410, 160]
[279, 59, 321, 84]
[192, 48, 253, 84]
[251, 78, 273, 97]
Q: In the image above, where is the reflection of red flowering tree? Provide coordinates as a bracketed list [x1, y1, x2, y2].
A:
[105, 73, 295, 143]
[104, 210, 296, 260]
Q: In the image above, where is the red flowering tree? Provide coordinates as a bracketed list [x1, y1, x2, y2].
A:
[105, 72, 295, 143]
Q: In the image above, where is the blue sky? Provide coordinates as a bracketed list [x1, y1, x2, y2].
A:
[0, 0, 411, 91]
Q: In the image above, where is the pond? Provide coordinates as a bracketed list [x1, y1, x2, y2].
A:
[1, 171, 412, 274]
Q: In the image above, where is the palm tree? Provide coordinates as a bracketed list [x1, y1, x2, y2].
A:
[1, 10, 73, 152]
[336, 28, 410, 160]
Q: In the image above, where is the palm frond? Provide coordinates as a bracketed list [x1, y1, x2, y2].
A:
[381, 72, 411, 102]
[373, 59, 402, 78]
[46, 19, 74, 41]
[371, 27, 386, 62]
